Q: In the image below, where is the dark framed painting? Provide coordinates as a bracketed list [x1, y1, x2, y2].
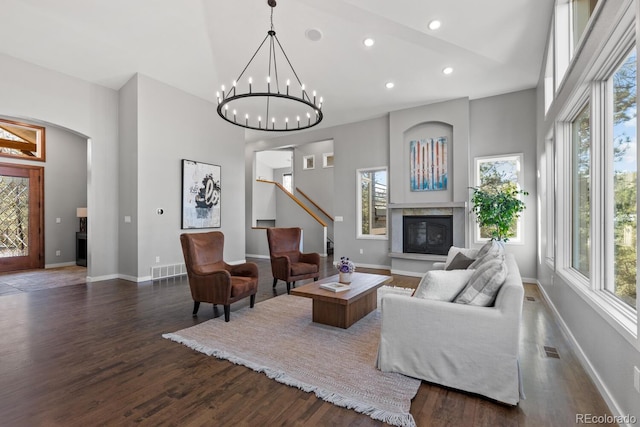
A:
[409, 137, 448, 191]
[181, 159, 221, 229]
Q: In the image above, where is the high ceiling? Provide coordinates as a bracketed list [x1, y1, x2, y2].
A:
[0, 0, 554, 139]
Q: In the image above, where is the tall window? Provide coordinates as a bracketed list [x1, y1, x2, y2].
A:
[282, 173, 292, 193]
[572, 0, 598, 49]
[356, 167, 387, 239]
[474, 154, 524, 243]
[610, 49, 637, 308]
[572, 103, 591, 278]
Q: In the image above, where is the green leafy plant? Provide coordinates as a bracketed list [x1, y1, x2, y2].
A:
[470, 182, 528, 242]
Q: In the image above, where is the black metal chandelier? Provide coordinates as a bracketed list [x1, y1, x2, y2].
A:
[216, 0, 323, 132]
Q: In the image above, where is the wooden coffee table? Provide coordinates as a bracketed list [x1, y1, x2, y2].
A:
[291, 272, 393, 329]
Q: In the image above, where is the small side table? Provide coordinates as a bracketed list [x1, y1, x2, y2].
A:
[76, 232, 87, 266]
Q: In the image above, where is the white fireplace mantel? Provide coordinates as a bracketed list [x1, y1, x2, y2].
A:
[389, 201, 467, 209]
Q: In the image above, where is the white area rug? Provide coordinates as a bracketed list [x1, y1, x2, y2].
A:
[163, 290, 419, 427]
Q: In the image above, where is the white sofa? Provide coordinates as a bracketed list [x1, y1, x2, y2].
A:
[376, 254, 524, 405]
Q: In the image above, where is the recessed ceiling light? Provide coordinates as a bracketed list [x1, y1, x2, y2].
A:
[385, 82, 395, 89]
[305, 28, 323, 42]
[428, 20, 441, 30]
[442, 67, 453, 75]
[363, 38, 375, 47]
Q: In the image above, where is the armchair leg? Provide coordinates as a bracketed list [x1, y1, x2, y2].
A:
[250, 294, 256, 308]
[314, 277, 319, 281]
[286, 282, 291, 294]
[192, 301, 200, 316]
[272, 278, 278, 288]
[224, 305, 230, 322]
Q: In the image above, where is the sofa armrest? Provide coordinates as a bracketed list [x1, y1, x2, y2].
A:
[432, 262, 445, 270]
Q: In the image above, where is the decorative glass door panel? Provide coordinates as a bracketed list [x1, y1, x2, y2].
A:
[0, 164, 43, 272]
[0, 175, 30, 257]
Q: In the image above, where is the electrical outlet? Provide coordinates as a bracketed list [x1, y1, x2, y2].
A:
[55, 250, 61, 256]
[56, 218, 61, 224]
[359, 248, 363, 254]
[634, 366, 640, 393]
[155, 256, 160, 263]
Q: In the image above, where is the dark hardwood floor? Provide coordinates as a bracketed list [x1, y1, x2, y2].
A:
[0, 256, 613, 426]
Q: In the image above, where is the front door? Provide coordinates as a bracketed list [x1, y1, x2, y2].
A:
[0, 163, 44, 272]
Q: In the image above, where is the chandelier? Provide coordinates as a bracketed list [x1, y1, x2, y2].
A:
[216, 0, 323, 132]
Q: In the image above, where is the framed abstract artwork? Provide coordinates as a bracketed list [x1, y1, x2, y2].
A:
[409, 137, 447, 191]
[181, 159, 221, 229]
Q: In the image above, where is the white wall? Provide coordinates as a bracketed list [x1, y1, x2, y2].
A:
[0, 53, 119, 280]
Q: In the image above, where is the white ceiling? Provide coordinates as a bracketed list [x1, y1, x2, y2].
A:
[0, 0, 554, 140]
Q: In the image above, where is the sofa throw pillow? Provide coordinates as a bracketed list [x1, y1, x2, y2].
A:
[454, 258, 507, 306]
[468, 240, 504, 269]
[444, 246, 479, 270]
[414, 269, 476, 302]
[445, 252, 475, 270]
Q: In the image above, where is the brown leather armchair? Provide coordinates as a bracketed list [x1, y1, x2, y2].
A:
[180, 232, 258, 322]
[266, 227, 320, 294]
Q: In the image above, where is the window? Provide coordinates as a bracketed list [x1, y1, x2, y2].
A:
[571, 103, 591, 278]
[356, 167, 387, 239]
[608, 49, 637, 309]
[303, 155, 315, 170]
[282, 173, 292, 193]
[474, 154, 524, 243]
[572, 0, 598, 49]
[322, 153, 334, 168]
[0, 119, 46, 162]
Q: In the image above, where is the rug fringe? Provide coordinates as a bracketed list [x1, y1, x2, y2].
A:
[162, 333, 417, 427]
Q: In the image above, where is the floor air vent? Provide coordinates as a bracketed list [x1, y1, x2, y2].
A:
[525, 296, 536, 302]
[151, 263, 187, 280]
[541, 345, 560, 359]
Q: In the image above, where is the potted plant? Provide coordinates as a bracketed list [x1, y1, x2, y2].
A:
[470, 182, 528, 242]
[335, 256, 355, 284]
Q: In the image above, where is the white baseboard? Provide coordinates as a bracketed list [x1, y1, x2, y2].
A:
[355, 262, 391, 271]
[86, 274, 119, 283]
[389, 268, 423, 278]
[535, 281, 630, 426]
[246, 253, 270, 259]
[45, 261, 77, 269]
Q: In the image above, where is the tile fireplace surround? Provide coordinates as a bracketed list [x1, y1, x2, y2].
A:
[389, 202, 468, 276]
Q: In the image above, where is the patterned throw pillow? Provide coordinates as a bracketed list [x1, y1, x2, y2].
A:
[445, 252, 475, 270]
[454, 258, 508, 306]
[414, 269, 476, 302]
[468, 240, 504, 269]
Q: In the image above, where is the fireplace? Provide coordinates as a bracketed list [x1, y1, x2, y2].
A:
[403, 215, 453, 255]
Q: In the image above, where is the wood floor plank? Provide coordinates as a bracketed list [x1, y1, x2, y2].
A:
[0, 259, 614, 426]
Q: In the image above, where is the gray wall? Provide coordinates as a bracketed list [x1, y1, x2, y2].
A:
[294, 139, 334, 216]
[43, 126, 87, 266]
[0, 53, 119, 281]
[118, 76, 139, 279]
[134, 74, 246, 279]
[469, 89, 537, 279]
[246, 116, 390, 268]
[0, 124, 88, 267]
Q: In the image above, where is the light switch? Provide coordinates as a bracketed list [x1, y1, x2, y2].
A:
[335, 216, 344, 222]
[55, 218, 61, 223]
[124, 216, 132, 223]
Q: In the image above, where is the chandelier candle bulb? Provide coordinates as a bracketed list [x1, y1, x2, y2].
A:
[297, 115, 300, 127]
[233, 109, 237, 121]
[267, 76, 271, 92]
[286, 79, 290, 95]
[245, 114, 249, 126]
[258, 116, 262, 128]
[249, 77, 252, 92]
